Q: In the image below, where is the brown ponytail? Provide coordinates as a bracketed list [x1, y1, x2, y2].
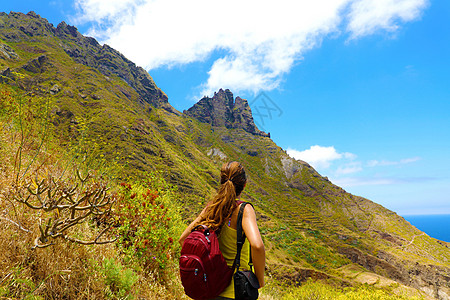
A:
[197, 161, 247, 232]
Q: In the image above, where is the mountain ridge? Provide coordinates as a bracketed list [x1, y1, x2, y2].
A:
[1, 11, 172, 111]
[1, 11, 450, 300]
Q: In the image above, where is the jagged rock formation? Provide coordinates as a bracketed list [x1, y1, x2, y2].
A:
[0, 11, 172, 111]
[55, 21, 173, 111]
[21, 54, 48, 73]
[184, 89, 270, 137]
[1, 11, 450, 300]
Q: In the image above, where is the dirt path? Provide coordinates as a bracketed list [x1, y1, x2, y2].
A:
[404, 232, 425, 248]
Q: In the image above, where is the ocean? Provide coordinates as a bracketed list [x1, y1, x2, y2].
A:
[403, 214, 450, 243]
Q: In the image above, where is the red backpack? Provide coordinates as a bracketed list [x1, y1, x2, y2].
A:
[179, 225, 234, 299]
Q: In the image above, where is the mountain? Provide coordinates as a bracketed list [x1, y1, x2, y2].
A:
[1, 11, 450, 299]
[184, 89, 270, 137]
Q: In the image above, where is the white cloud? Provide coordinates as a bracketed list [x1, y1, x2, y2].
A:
[347, 0, 428, 38]
[336, 162, 363, 175]
[200, 55, 282, 96]
[74, 0, 139, 22]
[331, 156, 422, 187]
[287, 145, 356, 169]
[73, 0, 428, 96]
[367, 156, 421, 167]
[287, 145, 425, 189]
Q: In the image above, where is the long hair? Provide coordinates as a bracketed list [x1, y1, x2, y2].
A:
[197, 161, 247, 232]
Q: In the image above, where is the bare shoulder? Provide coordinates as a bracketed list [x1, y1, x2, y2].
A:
[242, 202, 256, 217]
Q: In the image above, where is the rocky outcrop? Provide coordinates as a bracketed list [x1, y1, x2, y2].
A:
[233, 96, 261, 134]
[21, 54, 48, 73]
[339, 247, 450, 300]
[207, 148, 227, 160]
[281, 155, 303, 179]
[2, 11, 450, 300]
[0, 12, 56, 42]
[184, 89, 270, 137]
[0, 11, 172, 111]
[54, 22, 172, 111]
[0, 67, 14, 83]
[0, 43, 19, 60]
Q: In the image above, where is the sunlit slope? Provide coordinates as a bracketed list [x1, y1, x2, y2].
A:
[1, 11, 449, 299]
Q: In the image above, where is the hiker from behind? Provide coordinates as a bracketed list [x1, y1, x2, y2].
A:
[179, 161, 265, 299]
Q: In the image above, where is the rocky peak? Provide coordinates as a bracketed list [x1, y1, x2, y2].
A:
[56, 21, 83, 39]
[0, 11, 172, 111]
[184, 89, 269, 137]
[0, 11, 56, 41]
[54, 21, 171, 111]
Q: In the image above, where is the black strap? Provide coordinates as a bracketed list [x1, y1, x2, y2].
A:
[232, 202, 254, 272]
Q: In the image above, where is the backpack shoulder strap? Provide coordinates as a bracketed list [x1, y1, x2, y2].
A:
[232, 202, 254, 271]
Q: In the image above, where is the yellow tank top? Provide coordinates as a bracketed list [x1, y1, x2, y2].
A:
[218, 223, 251, 299]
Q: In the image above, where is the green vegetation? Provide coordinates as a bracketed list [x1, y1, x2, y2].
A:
[1, 11, 449, 299]
[282, 280, 425, 300]
[102, 258, 139, 299]
[268, 228, 349, 270]
[115, 176, 184, 272]
[0, 84, 187, 298]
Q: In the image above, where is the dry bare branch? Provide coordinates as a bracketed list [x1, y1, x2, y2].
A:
[11, 171, 117, 249]
[0, 216, 31, 233]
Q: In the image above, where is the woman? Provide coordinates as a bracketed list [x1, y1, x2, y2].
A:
[179, 161, 265, 299]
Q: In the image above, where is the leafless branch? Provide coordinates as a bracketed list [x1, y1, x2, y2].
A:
[0, 216, 31, 233]
[12, 171, 117, 249]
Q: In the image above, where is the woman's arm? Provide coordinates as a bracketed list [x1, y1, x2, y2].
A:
[242, 204, 265, 288]
[178, 206, 207, 246]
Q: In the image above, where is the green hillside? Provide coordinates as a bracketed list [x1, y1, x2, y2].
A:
[1, 11, 449, 300]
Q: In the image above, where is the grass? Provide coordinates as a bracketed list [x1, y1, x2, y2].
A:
[1, 11, 450, 299]
[0, 84, 188, 299]
[282, 280, 426, 300]
[1, 82, 431, 299]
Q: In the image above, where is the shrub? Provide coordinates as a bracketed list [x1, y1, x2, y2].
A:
[114, 173, 184, 276]
[102, 258, 139, 299]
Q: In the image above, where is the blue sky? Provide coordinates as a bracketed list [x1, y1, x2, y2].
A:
[1, 0, 449, 215]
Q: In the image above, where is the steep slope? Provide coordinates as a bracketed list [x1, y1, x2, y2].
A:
[186, 96, 450, 299]
[1, 11, 171, 110]
[1, 11, 449, 299]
